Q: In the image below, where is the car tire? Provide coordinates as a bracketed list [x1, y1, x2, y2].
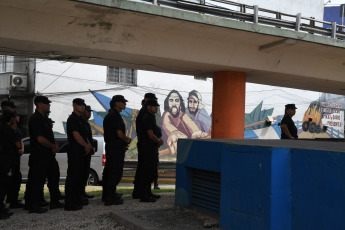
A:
[87, 170, 99, 186]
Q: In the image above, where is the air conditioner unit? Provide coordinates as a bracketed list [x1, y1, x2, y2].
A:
[10, 74, 28, 90]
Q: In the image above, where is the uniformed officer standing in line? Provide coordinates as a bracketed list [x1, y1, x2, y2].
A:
[0, 111, 21, 219]
[26, 96, 58, 213]
[281, 104, 298, 139]
[65, 98, 92, 211]
[102, 95, 131, 206]
[132, 93, 158, 199]
[139, 99, 163, 202]
[0, 101, 25, 209]
[6, 112, 25, 209]
[37, 115, 65, 208]
[81, 105, 95, 199]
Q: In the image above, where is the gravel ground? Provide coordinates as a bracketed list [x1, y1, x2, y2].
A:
[0, 193, 221, 230]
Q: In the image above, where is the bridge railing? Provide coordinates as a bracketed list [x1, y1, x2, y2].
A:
[139, 0, 345, 40]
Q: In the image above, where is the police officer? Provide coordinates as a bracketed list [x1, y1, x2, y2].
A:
[139, 99, 163, 202]
[42, 115, 65, 209]
[0, 101, 24, 209]
[281, 104, 298, 139]
[26, 95, 58, 213]
[81, 105, 95, 199]
[102, 95, 131, 206]
[132, 93, 157, 199]
[65, 98, 92, 211]
[0, 110, 21, 219]
[6, 112, 25, 209]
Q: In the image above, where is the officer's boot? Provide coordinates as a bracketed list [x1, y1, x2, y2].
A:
[104, 189, 123, 206]
[132, 183, 141, 199]
[49, 192, 64, 210]
[140, 185, 156, 203]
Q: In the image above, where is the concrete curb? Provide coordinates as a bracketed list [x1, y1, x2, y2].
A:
[109, 208, 164, 230]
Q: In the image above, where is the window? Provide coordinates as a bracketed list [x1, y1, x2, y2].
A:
[107, 67, 137, 86]
[0, 55, 6, 73]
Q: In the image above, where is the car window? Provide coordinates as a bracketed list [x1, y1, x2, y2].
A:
[56, 139, 69, 153]
[93, 139, 98, 152]
[23, 139, 31, 154]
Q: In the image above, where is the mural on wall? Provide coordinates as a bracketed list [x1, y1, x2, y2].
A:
[298, 94, 345, 139]
[56, 91, 345, 161]
[160, 90, 209, 156]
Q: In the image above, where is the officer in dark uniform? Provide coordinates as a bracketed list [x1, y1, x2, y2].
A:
[102, 95, 131, 206]
[281, 104, 298, 139]
[139, 99, 163, 202]
[0, 101, 25, 209]
[132, 93, 157, 199]
[65, 98, 92, 211]
[6, 112, 25, 209]
[0, 110, 20, 219]
[41, 115, 65, 208]
[81, 105, 95, 199]
[26, 95, 58, 213]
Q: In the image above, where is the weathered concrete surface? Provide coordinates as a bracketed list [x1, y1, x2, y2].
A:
[0, 0, 345, 94]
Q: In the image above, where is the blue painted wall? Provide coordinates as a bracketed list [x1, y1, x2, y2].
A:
[291, 149, 345, 229]
[175, 139, 345, 230]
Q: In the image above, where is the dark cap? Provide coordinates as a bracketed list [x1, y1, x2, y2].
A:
[73, 98, 86, 106]
[144, 93, 157, 100]
[1, 100, 16, 109]
[111, 95, 128, 103]
[34, 96, 51, 105]
[2, 110, 16, 123]
[146, 99, 160, 107]
[285, 104, 297, 109]
[85, 105, 92, 111]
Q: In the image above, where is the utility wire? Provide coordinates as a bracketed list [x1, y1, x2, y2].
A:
[39, 63, 75, 92]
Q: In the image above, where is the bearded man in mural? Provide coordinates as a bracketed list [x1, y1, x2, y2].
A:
[185, 90, 212, 135]
[160, 90, 207, 156]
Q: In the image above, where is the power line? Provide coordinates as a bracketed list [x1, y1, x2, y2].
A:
[39, 63, 75, 92]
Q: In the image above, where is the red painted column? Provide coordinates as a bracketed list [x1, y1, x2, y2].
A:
[211, 71, 246, 139]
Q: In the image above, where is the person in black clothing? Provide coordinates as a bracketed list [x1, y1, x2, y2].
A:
[65, 98, 92, 211]
[102, 95, 131, 206]
[281, 104, 298, 139]
[6, 112, 25, 209]
[39, 115, 65, 207]
[139, 99, 164, 202]
[81, 105, 95, 199]
[132, 93, 158, 199]
[0, 101, 24, 209]
[0, 110, 21, 220]
[26, 95, 59, 213]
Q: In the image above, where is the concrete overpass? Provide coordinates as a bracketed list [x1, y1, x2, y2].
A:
[1, 0, 345, 138]
[1, 0, 344, 94]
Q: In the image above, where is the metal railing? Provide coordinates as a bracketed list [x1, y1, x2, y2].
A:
[139, 0, 345, 40]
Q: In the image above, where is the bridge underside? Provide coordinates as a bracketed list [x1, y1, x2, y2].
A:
[0, 0, 345, 94]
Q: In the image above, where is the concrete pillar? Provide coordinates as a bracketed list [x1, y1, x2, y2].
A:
[211, 71, 246, 139]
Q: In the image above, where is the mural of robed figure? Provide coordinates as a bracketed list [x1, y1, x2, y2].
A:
[185, 90, 211, 135]
[160, 90, 207, 156]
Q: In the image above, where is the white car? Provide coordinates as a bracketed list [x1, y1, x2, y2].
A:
[21, 135, 105, 185]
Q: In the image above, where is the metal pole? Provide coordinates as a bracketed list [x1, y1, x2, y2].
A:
[341, 6, 345, 32]
[253, 5, 258, 24]
[331, 22, 337, 39]
[295, 13, 301, 31]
